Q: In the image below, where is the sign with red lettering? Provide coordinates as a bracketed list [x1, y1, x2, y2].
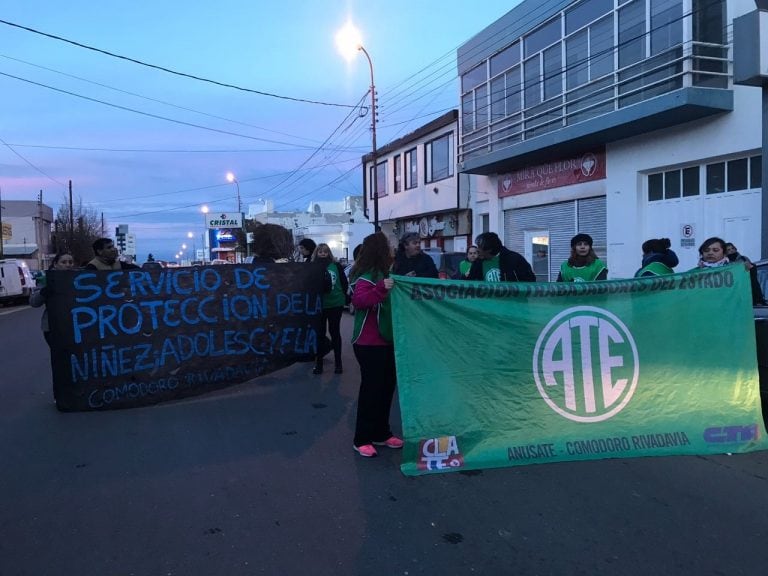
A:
[498, 149, 606, 197]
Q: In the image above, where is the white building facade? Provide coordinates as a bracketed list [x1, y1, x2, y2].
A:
[362, 111, 473, 252]
[247, 196, 374, 262]
[459, 0, 763, 279]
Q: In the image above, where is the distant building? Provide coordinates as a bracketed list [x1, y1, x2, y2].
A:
[115, 224, 136, 260]
[0, 199, 54, 271]
[360, 110, 472, 253]
[247, 195, 373, 261]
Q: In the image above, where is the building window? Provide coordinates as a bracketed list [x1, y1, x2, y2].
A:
[751, 155, 762, 189]
[524, 17, 561, 58]
[490, 41, 520, 77]
[618, 0, 646, 69]
[706, 162, 725, 194]
[481, 214, 490, 233]
[543, 44, 563, 100]
[728, 158, 748, 192]
[405, 148, 417, 189]
[425, 133, 454, 183]
[682, 166, 699, 197]
[648, 173, 663, 201]
[565, 0, 613, 34]
[664, 170, 681, 198]
[651, 0, 683, 56]
[369, 160, 388, 199]
[491, 67, 522, 122]
[394, 155, 402, 193]
[648, 166, 700, 201]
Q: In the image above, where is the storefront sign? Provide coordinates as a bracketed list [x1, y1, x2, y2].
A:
[207, 212, 243, 229]
[498, 148, 606, 197]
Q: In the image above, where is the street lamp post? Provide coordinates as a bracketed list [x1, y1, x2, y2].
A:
[226, 172, 241, 214]
[201, 205, 209, 263]
[336, 21, 379, 230]
[187, 231, 196, 262]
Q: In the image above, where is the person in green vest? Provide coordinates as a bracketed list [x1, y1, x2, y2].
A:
[635, 238, 679, 277]
[349, 232, 403, 458]
[557, 233, 608, 282]
[467, 232, 536, 282]
[457, 245, 478, 278]
[311, 243, 349, 375]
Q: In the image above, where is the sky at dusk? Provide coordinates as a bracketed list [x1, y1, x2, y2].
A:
[0, 1, 520, 260]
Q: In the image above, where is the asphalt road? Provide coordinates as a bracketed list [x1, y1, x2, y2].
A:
[1, 303, 767, 576]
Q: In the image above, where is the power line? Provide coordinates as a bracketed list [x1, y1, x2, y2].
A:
[0, 18, 357, 108]
[0, 70, 356, 148]
[0, 53, 333, 147]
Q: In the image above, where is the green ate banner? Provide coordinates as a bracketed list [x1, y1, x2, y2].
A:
[390, 265, 768, 476]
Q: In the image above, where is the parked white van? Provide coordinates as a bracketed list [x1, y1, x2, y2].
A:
[0, 259, 35, 305]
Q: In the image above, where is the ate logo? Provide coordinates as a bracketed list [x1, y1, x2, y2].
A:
[533, 306, 639, 423]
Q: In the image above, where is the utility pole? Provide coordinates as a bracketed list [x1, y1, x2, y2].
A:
[0, 185, 4, 259]
[68, 180, 74, 250]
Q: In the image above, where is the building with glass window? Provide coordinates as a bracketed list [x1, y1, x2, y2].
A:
[361, 110, 473, 253]
[458, 0, 762, 278]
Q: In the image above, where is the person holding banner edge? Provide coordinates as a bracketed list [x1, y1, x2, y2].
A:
[467, 232, 536, 283]
[557, 233, 608, 282]
[349, 232, 403, 458]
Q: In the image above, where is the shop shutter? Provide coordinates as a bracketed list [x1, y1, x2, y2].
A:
[503, 196, 606, 280]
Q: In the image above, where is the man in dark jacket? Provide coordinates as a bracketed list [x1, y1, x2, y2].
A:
[467, 232, 535, 282]
[392, 232, 439, 278]
[84, 238, 140, 270]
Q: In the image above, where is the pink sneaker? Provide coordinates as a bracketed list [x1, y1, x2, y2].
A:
[373, 436, 404, 449]
[353, 444, 378, 458]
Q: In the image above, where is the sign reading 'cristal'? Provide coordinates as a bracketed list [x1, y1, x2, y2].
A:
[207, 212, 243, 229]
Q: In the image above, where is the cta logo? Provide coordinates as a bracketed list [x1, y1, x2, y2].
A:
[703, 424, 760, 443]
[533, 306, 639, 423]
[417, 436, 464, 471]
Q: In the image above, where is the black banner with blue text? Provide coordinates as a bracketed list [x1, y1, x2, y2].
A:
[47, 263, 325, 411]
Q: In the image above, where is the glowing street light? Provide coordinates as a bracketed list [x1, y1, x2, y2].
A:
[226, 172, 241, 214]
[336, 20, 379, 230]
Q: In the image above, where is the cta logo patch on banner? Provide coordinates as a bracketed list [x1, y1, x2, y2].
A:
[703, 424, 760, 443]
[418, 436, 464, 471]
[533, 306, 639, 423]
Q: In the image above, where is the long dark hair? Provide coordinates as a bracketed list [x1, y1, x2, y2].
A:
[350, 232, 392, 281]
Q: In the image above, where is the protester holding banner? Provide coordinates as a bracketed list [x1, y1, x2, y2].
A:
[635, 238, 679, 277]
[84, 238, 140, 271]
[392, 232, 439, 278]
[251, 224, 295, 262]
[694, 237, 731, 269]
[458, 245, 479, 278]
[557, 233, 608, 282]
[29, 252, 76, 346]
[311, 243, 349, 375]
[349, 232, 403, 458]
[467, 232, 536, 283]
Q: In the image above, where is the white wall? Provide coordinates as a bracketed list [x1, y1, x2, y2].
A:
[607, 84, 763, 278]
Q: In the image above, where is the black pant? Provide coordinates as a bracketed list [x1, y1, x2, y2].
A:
[317, 306, 343, 365]
[353, 344, 396, 446]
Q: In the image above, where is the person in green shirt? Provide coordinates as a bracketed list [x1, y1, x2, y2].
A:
[457, 245, 478, 278]
[557, 233, 608, 282]
[634, 238, 678, 277]
[311, 243, 349, 375]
